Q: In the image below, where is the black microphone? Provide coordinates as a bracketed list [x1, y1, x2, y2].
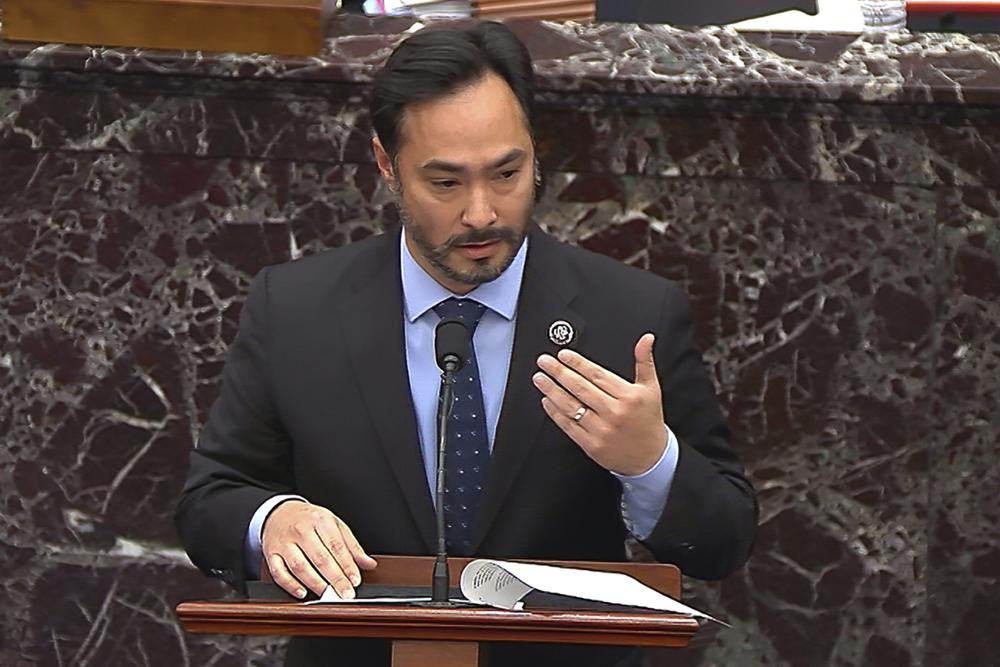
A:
[427, 318, 471, 604]
[435, 318, 469, 373]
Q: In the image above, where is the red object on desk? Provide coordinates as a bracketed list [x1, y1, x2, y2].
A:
[908, 1, 1000, 14]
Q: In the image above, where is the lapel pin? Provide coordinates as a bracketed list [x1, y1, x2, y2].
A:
[548, 320, 575, 347]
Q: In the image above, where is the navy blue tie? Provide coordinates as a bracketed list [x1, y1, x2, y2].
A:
[433, 297, 490, 556]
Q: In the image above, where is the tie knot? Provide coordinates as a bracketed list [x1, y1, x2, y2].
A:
[434, 298, 487, 329]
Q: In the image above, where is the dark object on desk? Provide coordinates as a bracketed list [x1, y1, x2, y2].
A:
[597, 0, 818, 24]
[521, 590, 674, 614]
[246, 580, 464, 602]
[908, 2, 1000, 33]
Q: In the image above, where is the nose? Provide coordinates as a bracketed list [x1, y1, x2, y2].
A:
[461, 183, 497, 228]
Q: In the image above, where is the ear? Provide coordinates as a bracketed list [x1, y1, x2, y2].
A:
[372, 136, 395, 182]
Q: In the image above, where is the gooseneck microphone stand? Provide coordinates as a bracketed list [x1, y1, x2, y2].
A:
[430, 353, 458, 604]
[422, 317, 470, 607]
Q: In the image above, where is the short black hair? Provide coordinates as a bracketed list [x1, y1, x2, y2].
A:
[370, 21, 535, 162]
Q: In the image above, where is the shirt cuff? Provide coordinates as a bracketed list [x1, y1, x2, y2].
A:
[612, 425, 679, 540]
[244, 494, 308, 580]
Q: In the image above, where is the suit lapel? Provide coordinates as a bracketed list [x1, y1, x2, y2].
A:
[472, 227, 586, 550]
[339, 230, 437, 552]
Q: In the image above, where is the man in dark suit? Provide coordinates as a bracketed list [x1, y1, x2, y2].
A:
[176, 21, 756, 667]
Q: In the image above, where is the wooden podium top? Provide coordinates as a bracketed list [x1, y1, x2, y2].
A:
[177, 598, 700, 646]
[177, 556, 700, 648]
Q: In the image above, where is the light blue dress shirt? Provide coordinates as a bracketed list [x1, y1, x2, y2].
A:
[245, 231, 679, 574]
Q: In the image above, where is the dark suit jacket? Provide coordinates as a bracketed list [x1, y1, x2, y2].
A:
[175, 224, 757, 667]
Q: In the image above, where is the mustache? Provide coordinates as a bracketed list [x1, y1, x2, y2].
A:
[430, 227, 520, 258]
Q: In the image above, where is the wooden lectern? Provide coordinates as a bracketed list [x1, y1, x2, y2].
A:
[1, 0, 340, 56]
[176, 555, 701, 667]
[1, 0, 597, 58]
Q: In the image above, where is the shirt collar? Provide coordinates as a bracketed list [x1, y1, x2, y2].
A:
[400, 229, 528, 323]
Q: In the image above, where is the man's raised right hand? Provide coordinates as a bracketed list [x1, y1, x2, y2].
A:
[261, 500, 378, 599]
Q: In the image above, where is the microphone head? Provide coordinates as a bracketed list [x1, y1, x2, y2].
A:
[434, 318, 470, 372]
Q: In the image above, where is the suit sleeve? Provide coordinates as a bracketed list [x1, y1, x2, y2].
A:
[640, 283, 758, 580]
[174, 267, 296, 593]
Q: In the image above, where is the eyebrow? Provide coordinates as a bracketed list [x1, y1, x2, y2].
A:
[420, 148, 526, 174]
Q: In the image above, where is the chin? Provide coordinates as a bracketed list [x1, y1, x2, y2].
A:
[443, 260, 505, 287]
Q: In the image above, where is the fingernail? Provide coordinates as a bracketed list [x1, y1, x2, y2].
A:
[295, 589, 306, 599]
[342, 588, 355, 600]
[532, 373, 544, 384]
[351, 573, 361, 586]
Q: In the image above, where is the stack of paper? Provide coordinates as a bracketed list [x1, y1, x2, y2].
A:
[307, 558, 726, 626]
[461, 559, 727, 624]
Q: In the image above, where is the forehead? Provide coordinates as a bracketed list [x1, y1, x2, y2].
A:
[397, 73, 533, 166]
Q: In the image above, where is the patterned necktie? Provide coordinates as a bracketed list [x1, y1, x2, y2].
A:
[433, 297, 490, 556]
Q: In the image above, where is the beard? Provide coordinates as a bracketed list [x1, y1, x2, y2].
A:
[396, 196, 530, 288]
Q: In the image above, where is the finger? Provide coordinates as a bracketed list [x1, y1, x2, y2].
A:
[537, 354, 616, 409]
[541, 397, 598, 452]
[551, 349, 629, 398]
[633, 333, 659, 387]
[335, 519, 378, 571]
[269, 546, 329, 599]
[533, 371, 597, 426]
[302, 529, 356, 599]
[314, 519, 361, 587]
[267, 552, 307, 599]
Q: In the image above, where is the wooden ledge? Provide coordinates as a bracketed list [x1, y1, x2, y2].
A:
[2, 0, 339, 57]
[176, 599, 701, 646]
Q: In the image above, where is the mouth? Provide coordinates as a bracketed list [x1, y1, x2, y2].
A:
[455, 239, 502, 260]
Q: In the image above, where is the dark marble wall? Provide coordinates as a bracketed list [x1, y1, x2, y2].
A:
[1, 16, 998, 667]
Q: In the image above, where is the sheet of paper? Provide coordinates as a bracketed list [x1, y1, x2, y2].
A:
[460, 559, 535, 610]
[363, 0, 471, 17]
[307, 585, 478, 605]
[306, 596, 429, 605]
[464, 560, 728, 626]
[730, 0, 864, 31]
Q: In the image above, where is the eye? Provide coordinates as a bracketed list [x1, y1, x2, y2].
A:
[498, 170, 520, 181]
[432, 180, 459, 189]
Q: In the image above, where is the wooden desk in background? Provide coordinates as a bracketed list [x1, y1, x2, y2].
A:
[2, 0, 339, 56]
